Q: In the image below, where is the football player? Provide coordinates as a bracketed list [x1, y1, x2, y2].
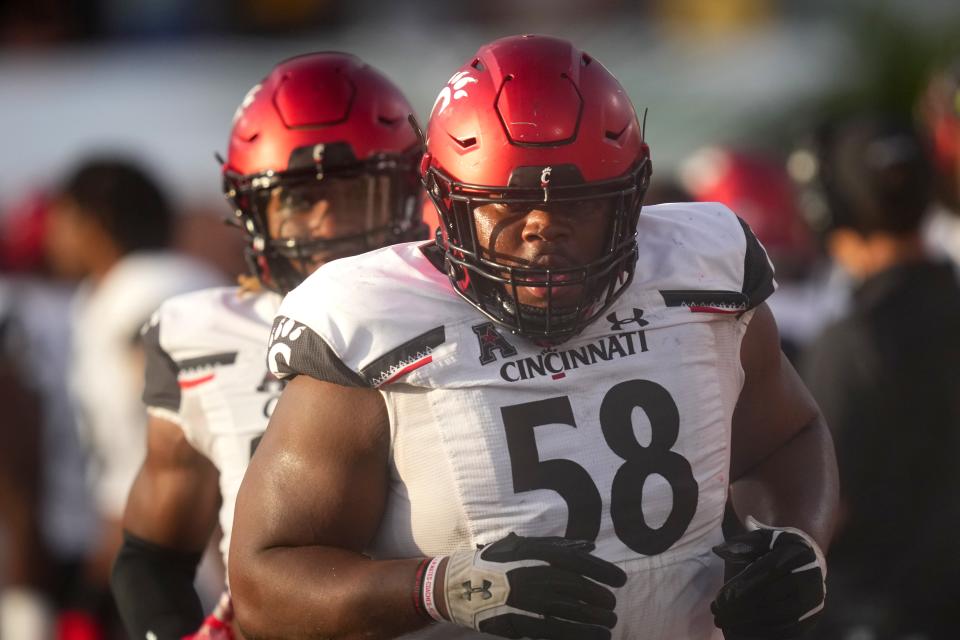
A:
[797, 114, 960, 639]
[231, 36, 838, 640]
[918, 56, 960, 266]
[109, 52, 424, 640]
[678, 146, 836, 362]
[47, 157, 225, 637]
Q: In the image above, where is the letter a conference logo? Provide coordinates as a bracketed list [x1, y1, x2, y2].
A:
[472, 322, 518, 365]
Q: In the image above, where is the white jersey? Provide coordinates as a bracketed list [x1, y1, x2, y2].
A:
[142, 286, 283, 567]
[269, 202, 776, 640]
[70, 251, 224, 518]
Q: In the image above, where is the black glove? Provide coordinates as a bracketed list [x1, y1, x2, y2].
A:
[436, 533, 627, 640]
[711, 517, 826, 640]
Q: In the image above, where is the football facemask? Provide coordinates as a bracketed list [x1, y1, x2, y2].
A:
[426, 160, 649, 344]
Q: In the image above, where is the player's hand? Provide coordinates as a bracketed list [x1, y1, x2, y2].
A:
[711, 517, 826, 639]
[432, 532, 627, 640]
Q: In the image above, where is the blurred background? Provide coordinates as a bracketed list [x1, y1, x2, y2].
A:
[0, 0, 957, 224]
[1, 0, 960, 638]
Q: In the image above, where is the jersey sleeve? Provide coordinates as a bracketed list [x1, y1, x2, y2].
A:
[266, 246, 450, 389]
[642, 202, 778, 314]
[140, 311, 182, 420]
[266, 314, 367, 387]
[736, 216, 777, 310]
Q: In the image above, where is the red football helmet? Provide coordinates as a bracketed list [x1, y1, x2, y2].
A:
[223, 52, 424, 293]
[422, 35, 651, 341]
[680, 146, 814, 277]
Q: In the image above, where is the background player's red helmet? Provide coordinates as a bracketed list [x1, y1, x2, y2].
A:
[680, 146, 814, 278]
[223, 52, 424, 293]
[422, 35, 651, 341]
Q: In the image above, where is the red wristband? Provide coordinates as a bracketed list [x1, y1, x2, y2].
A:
[422, 556, 445, 622]
[411, 558, 432, 622]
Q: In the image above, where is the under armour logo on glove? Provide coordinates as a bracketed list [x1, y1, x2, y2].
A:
[711, 517, 827, 639]
[462, 579, 493, 601]
[434, 533, 626, 640]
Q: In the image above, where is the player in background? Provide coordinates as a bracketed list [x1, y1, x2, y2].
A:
[1, 191, 112, 639]
[44, 157, 225, 634]
[679, 146, 827, 362]
[917, 57, 960, 266]
[109, 52, 424, 640]
[798, 114, 960, 639]
[231, 35, 838, 640]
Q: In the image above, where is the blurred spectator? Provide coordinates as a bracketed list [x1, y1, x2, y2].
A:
[0, 191, 97, 640]
[799, 115, 960, 639]
[917, 56, 960, 266]
[0, 297, 50, 639]
[679, 145, 841, 361]
[44, 156, 224, 633]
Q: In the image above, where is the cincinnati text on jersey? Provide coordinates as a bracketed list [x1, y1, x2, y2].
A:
[499, 329, 648, 383]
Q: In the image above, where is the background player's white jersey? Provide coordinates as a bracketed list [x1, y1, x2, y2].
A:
[270, 202, 776, 640]
[70, 251, 224, 517]
[142, 286, 283, 567]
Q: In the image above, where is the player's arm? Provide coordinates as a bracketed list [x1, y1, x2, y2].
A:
[111, 314, 221, 639]
[711, 302, 838, 639]
[228, 375, 427, 639]
[728, 302, 838, 547]
[110, 415, 220, 640]
[230, 373, 625, 640]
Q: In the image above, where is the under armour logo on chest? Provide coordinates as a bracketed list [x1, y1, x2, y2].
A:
[461, 579, 493, 601]
[607, 307, 649, 331]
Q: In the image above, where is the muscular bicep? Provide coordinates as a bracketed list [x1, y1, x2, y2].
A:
[122, 415, 220, 551]
[231, 375, 390, 557]
[730, 303, 822, 480]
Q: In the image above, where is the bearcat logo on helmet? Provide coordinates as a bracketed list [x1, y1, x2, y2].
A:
[432, 71, 478, 116]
